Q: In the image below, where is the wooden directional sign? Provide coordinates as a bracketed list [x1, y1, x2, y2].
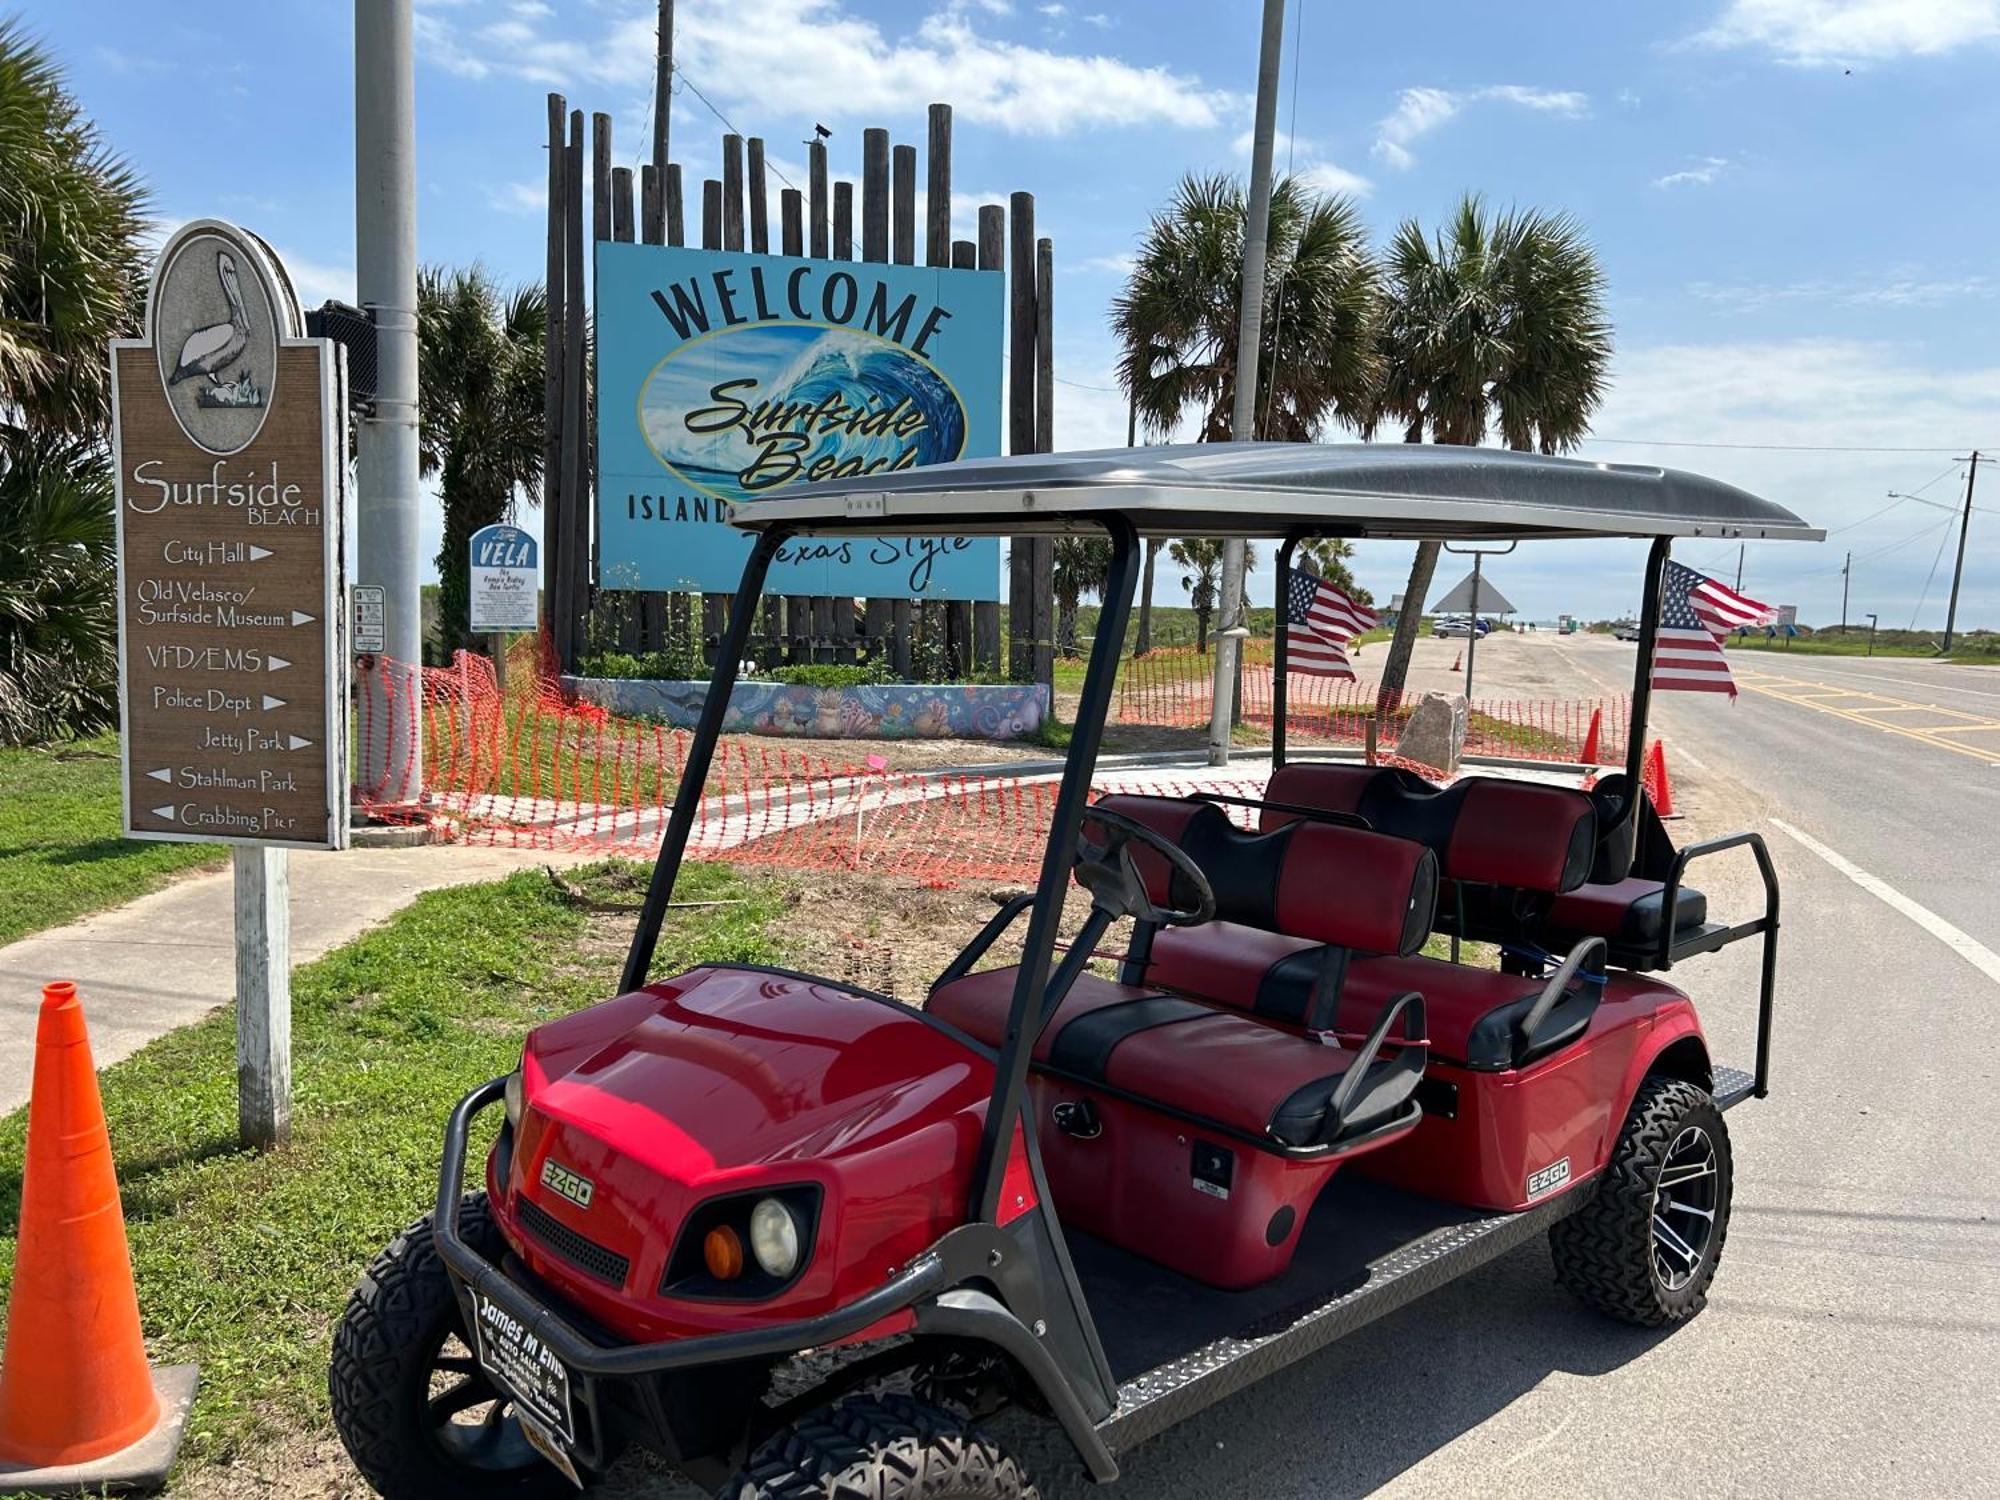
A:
[111, 221, 349, 851]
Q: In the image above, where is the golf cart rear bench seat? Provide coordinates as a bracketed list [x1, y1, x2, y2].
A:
[1112, 780, 1608, 1072]
[1260, 763, 1710, 967]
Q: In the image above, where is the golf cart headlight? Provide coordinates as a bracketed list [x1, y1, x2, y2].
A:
[748, 1197, 801, 1278]
[503, 1069, 524, 1132]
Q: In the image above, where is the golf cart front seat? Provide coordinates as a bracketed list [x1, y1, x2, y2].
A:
[927, 808, 1437, 1289]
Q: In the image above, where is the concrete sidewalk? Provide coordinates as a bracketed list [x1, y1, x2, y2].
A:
[0, 844, 578, 1114]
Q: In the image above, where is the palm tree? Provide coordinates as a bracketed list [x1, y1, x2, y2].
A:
[1113, 172, 1379, 654]
[1053, 536, 1113, 657]
[0, 24, 147, 744]
[1370, 196, 1610, 708]
[1294, 536, 1370, 606]
[1169, 538, 1258, 650]
[0, 424, 117, 744]
[0, 20, 150, 434]
[418, 266, 547, 655]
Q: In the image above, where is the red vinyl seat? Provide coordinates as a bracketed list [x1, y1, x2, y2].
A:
[1545, 876, 1707, 950]
[1261, 763, 1709, 966]
[928, 967, 1418, 1152]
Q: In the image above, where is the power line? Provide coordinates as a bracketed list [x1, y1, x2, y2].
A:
[1909, 513, 1959, 629]
[660, 65, 799, 191]
[1580, 435, 1990, 454]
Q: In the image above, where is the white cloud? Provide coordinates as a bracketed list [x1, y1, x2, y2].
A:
[1694, 0, 2000, 65]
[1372, 84, 1587, 169]
[1297, 162, 1373, 198]
[1574, 338, 1999, 620]
[1654, 155, 1731, 188]
[1229, 129, 1372, 198]
[1076, 252, 1136, 275]
[414, 0, 1235, 136]
[487, 180, 546, 216]
[1687, 270, 1994, 309]
[270, 249, 355, 310]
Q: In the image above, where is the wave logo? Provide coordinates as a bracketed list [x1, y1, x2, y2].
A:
[638, 323, 968, 506]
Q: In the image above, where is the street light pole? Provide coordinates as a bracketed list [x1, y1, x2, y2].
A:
[1840, 551, 1850, 633]
[1207, 0, 1285, 767]
[354, 0, 423, 805]
[1943, 452, 1981, 655]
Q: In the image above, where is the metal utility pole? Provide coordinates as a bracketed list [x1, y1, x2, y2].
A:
[1943, 452, 1981, 654]
[355, 0, 422, 805]
[1734, 544, 1745, 592]
[1840, 551, 1851, 632]
[1208, 0, 1285, 767]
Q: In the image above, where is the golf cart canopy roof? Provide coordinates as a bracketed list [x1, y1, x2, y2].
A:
[730, 441, 1824, 543]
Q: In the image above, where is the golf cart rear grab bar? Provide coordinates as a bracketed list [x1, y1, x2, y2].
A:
[432, 1079, 947, 1380]
[1655, 829, 1781, 1098]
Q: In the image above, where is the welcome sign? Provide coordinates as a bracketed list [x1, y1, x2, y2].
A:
[595, 243, 1003, 598]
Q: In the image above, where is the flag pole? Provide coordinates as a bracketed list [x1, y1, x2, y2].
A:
[1626, 538, 1671, 844]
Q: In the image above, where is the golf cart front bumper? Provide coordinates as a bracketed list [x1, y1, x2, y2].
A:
[431, 1079, 1119, 1484]
[430, 1078, 950, 1473]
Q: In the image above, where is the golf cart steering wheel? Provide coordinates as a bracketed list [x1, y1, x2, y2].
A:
[1075, 807, 1217, 928]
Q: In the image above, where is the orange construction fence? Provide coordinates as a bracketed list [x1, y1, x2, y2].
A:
[353, 641, 1575, 890]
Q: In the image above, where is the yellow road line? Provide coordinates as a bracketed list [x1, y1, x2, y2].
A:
[1738, 678, 2000, 764]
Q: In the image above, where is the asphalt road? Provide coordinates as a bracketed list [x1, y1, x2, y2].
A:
[986, 636, 2000, 1498]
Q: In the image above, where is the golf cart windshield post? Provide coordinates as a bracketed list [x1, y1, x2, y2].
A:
[620, 527, 792, 994]
[1271, 532, 1300, 768]
[1624, 536, 1671, 827]
[969, 515, 1141, 1223]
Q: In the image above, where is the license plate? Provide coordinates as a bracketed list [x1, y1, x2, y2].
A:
[470, 1288, 578, 1464]
[518, 1410, 583, 1490]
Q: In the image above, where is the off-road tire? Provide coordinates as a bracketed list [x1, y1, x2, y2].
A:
[731, 1393, 1038, 1499]
[329, 1192, 570, 1500]
[1550, 1076, 1733, 1327]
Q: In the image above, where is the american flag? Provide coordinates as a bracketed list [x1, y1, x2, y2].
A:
[1651, 560, 1780, 697]
[1285, 569, 1379, 679]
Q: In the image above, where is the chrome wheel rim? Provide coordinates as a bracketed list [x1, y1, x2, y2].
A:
[1650, 1125, 1719, 1293]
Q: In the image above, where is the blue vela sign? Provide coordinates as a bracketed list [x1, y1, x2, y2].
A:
[594, 242, 1003, 599]
[468, 522, 539, 633]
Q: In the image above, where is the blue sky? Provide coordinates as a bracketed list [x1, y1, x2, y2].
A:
[41, 0, 2000, 627]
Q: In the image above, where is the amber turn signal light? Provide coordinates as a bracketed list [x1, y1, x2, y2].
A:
[703, 1223, 745, 1280]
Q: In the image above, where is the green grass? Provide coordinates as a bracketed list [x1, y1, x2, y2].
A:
[1724, 628, 2000, 662]
[0, 859, 789, 1474]
[0, 734, 227, 947]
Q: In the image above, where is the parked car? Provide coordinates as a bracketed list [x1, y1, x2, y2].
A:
[1433, 616, 1491, 638]
[1613, 622, 1643, 641]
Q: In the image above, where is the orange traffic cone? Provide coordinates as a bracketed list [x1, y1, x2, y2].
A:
[1642, 738, 1678, 819]
[0, 982, 194, 1493]
[1580, 707, 1603, 765]
[1449, 650, 1462, 673]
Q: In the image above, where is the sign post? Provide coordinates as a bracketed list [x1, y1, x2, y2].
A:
[110, 220, 348, 1150]
[469, 522, 540, 698]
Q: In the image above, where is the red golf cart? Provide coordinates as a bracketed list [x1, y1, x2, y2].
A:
[329, 444, 1819, 1497]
